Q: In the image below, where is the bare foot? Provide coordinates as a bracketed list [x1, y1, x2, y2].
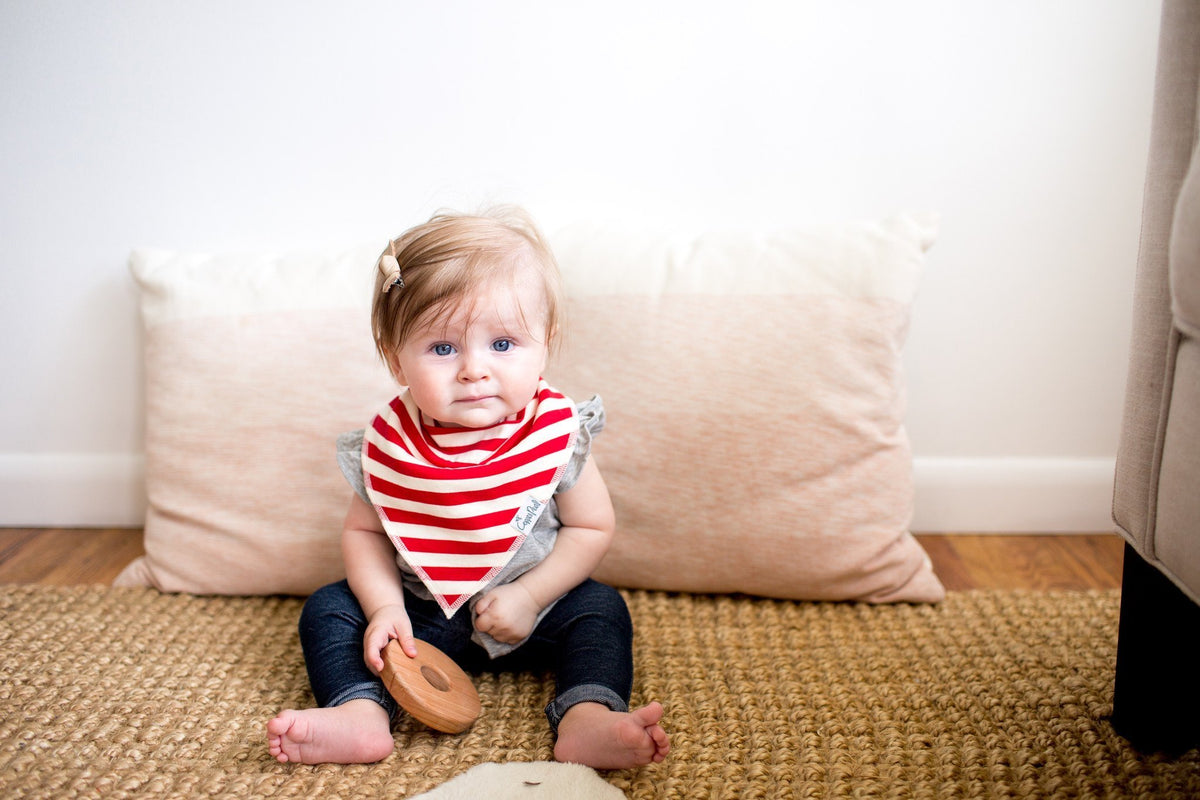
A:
[267, 699, 394, 764]
[553, 701, 670, 770]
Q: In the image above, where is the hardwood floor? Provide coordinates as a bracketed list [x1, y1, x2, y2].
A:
[916, 533, 1124, 591]
[0, 528, 1125, 591]
[0, 528, 147, 586]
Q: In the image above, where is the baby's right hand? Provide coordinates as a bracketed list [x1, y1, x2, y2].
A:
[363, 604, 417, 674]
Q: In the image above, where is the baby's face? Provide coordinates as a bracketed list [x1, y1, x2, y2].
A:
[389, 276, 550, 429]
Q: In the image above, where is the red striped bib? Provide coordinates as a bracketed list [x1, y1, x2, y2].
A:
[362, 380, 579, 618]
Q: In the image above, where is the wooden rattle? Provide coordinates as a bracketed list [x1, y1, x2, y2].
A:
[379, 639, 481, 734]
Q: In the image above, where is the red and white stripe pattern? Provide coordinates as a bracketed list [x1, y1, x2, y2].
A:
[362, 379, 579, 617]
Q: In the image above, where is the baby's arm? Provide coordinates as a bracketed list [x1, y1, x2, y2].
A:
[342, 493, 418, 667]
[474, 456, 615, 643]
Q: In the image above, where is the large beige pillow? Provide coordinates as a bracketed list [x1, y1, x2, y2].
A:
[117, 215, 944, 602]
[548, 215, 943, 602]
[116, 246, 395, 594]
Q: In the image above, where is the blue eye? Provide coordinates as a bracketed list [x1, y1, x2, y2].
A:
[491, 339, 513, 353]
[433, 343, 455, 356]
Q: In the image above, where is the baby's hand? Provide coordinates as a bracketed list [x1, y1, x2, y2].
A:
[474, 583, 540, 644]
[363, 604, 416, 674]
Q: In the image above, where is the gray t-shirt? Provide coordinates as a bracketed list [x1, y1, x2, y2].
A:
[337, 394, 604, 658]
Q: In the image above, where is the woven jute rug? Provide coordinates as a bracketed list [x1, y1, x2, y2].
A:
[1, 585, 1197, 799]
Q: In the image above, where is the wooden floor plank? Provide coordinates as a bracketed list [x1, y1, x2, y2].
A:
[911, 534, 973, 591]
[1078, 534, 1126, 586]
[0, 528, 1125, 591]
[0, 528, 40, 566]
[0, 528, 145, 586]
[913, 533, 1124, 591]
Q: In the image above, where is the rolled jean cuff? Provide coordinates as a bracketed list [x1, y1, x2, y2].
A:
[544, 684, 628, 733]
[327, 684, 399, 721]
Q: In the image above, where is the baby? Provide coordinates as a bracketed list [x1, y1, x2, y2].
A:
[268, 207, 669, 769]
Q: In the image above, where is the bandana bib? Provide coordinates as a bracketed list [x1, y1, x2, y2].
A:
[362, 380, 579, 618]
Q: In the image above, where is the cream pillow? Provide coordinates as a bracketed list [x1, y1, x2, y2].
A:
[118, 214, 943, 602]
[547, 214, 944, 602]
[116, 245, 395, 594]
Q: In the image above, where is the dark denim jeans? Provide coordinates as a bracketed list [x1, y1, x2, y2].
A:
[299, 578, 633, 732]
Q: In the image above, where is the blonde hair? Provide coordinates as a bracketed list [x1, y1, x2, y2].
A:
[371, 207, 563, 368]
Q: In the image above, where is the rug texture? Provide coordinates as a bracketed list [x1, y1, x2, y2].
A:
[1, 585, 1197, 799]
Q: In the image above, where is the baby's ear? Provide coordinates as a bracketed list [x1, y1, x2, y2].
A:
[386, 352, 408, 386]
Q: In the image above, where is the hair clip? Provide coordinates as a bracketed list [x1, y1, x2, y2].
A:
[378, 253, 404, 293]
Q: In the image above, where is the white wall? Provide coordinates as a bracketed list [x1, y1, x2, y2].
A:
[0, 1, 1161, 531]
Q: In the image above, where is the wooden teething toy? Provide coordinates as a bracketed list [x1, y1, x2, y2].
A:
[379, 639, 481, 733]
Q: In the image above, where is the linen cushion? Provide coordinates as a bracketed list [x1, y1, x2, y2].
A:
[117, 215, 943, 602]
[548, 215, 943, 602]
[115, 245, 395, 594]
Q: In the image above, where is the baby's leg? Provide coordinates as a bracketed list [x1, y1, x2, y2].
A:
[268, 699, 394, 764]
[267, 581, 399, 764]
[532, 580, 671, 768]
[554, 700, 670, 769]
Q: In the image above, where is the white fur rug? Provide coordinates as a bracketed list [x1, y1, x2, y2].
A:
[411, 761, 624, 799]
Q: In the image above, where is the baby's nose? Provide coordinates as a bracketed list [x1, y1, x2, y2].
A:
[458, 352, 490, 381]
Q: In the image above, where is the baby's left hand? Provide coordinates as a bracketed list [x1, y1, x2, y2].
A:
[473, 582, 540, 644]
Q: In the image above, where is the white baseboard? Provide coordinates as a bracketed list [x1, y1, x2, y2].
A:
[0, 454, 1116, 532]
[0, 454, 147, 527]
[911, 457, 1116, 533]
